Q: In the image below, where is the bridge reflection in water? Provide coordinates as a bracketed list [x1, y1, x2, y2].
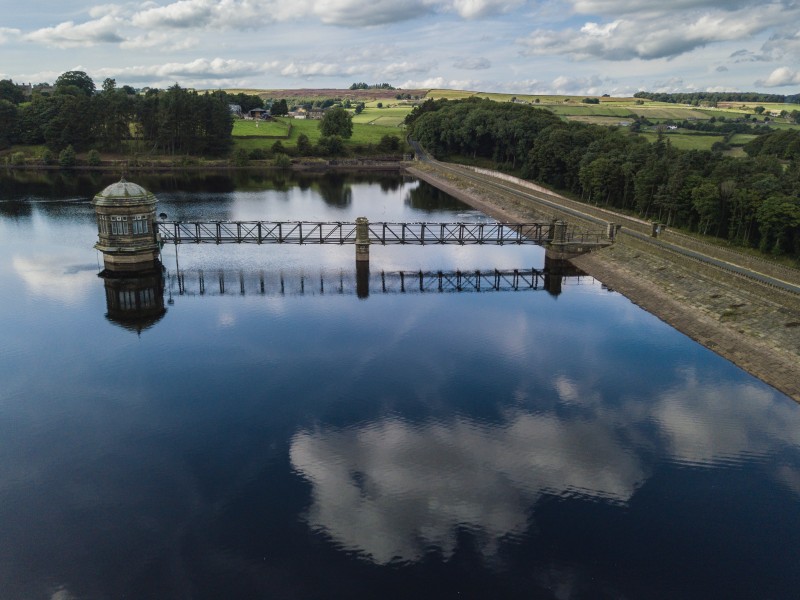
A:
[99, 261, 585, 332]
[168, 261, 584, 300]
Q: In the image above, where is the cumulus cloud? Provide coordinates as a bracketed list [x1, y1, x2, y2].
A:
[759, 26, 800, 60]
[120, 31, 199, 50]
[518, 2, 798, 61]
[570, 0, 754, 14]
[399, 76, 481, 89]
[131, 0, 220, 29]
[756, 66, 800, 87]
[551, 74, 609, 94]
[310, 0, 436, 26]
[96, 57, 265, 82]
[125, 0, 520, 30]
[382, 61, 435, 78]
[24, 15, 123, 48]
[453, 56, 492, 70]
[18, 0, 526, 47]
[450, 0, 526, 18]
[276, 61, 362, 78]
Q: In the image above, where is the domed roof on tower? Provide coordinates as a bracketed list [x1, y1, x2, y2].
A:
[92, 178, 156, 207]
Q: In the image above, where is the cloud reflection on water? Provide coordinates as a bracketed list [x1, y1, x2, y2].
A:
[290, 370, 800, 565]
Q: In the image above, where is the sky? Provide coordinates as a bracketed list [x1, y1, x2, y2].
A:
[1, 0, 800, 95]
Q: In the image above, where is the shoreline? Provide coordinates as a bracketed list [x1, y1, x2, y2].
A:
[407, 164, 800, 402]
[2, 159, 407, 173]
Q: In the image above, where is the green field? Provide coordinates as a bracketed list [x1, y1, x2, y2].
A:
[728, 134, 759, 146]
[426, 89, 606, 103]
[546, 105, 637, 118]
[639, 132, 725, 150]
[351, 105, 411, 126]
[232, 117, 405, 154]
[232, 119, 291, 137]
[566, 116, 635, 125]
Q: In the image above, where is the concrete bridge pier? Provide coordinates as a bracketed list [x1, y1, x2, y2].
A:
[355, 217, 370, 298]
[355, 216, 370, 264]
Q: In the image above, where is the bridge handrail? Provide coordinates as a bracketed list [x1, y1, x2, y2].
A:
[155, 220, 591, 246]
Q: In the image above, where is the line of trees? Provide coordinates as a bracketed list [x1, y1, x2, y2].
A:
[349, 82, 395, 90]
[407, 98, 800, 257]
[0, 72, 235, 156]
[633, 91, 800, 105]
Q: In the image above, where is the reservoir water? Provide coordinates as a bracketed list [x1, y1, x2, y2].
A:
[1, 171, 799, 599]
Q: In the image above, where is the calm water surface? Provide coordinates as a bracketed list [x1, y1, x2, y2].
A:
[1, 171, 799, 599]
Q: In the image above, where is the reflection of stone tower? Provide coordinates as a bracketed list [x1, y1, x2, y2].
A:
[100, 268, 166, 333]
[92, 178, 160, 271]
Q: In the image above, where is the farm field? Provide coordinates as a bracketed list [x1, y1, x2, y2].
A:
[351, 105, 411, 126]
[232, 117, 405, 154]
[566, 116, 635, 125]
[728, 133, 759, 145]
[545, 104, 637, 118]
[638, 131, 724, 150]
[219, 89, 800, 134]
[224, 88, 427, 103]
[718, 101, 798, 112]
[232, 119, 290, 137]
[423, 89, 778, 123]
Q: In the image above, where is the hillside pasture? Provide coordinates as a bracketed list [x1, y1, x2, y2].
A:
[545, 104, 636, 117]
[566, 116, 635, 126]
[232, 119, 291, 137]
[638, 131, 724, 150]
[728, 133, 759, 146]
[351, 105, 411, 126]
[235, 88, 428, 103]
[232, 117, 405, 154]
[718, 101, 798, 112]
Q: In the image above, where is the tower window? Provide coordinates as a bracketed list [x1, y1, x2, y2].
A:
[132, 215, 150, 235]
[111, 215, 129, 235]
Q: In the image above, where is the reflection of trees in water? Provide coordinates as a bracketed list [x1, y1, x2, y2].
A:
[315, 173, 352, 207]
[0, 170, 102, 200]
[379, 178, 402, 193]
[0, 169, 410, 204]
[406, 181, 467, 213]
[0, 200, 32, 218]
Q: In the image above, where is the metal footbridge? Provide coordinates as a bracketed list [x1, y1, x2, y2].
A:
[156, 220, 608, 247]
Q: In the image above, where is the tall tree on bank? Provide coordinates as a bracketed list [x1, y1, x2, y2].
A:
[54, 71, 96, 97]
[319, 106, 353, 139]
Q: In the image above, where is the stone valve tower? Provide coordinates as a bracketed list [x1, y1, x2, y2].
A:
[92, 178, 161, 271]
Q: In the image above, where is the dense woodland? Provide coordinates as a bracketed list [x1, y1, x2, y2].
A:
[0, 72, 240, 156]
[407, 98, 800, 258]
